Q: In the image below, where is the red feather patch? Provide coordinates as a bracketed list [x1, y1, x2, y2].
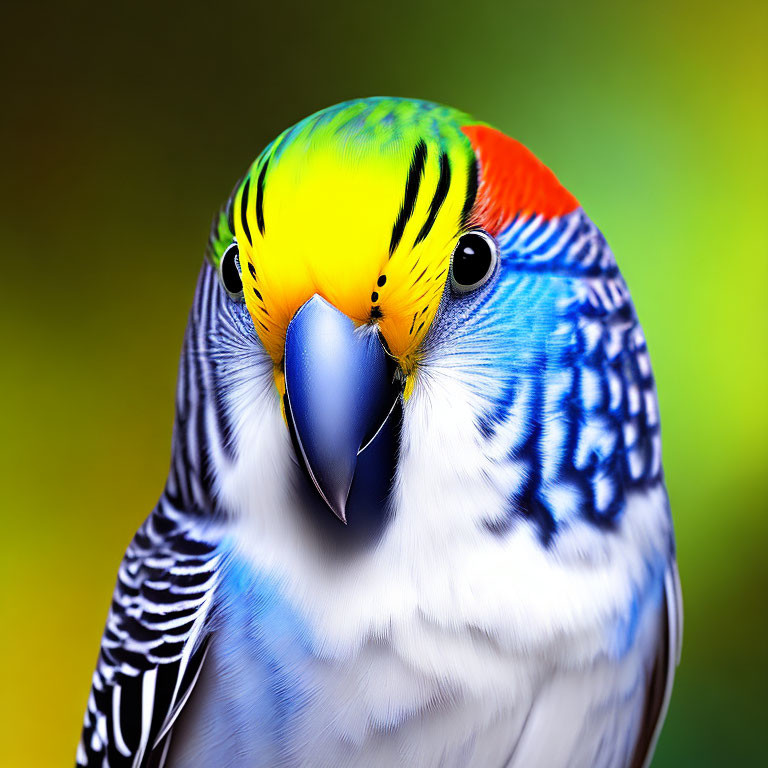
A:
[461, 124, 579, 234]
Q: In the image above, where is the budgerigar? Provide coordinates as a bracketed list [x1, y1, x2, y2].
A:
[76, 97, 681, 768]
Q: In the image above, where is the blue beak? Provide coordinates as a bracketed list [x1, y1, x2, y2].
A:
[283, 295, 402, 522]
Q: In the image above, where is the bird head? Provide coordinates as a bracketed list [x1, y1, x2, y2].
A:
[195, 98, 658, 542]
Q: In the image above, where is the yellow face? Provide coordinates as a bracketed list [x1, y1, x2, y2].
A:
[230, 130, 473, 397]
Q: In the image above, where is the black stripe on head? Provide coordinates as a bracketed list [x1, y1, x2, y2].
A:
[226, 196, 235, 236]
[225, 177, 240, 236]
[461, 154, 479, 226]
[256, 158, 269, 236]
[240, 178, 253, 246]
[389, 140, 428, 256]
[414, 151, 451, 247]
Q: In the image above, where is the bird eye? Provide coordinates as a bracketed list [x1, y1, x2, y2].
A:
[219, 242, 244, 299]
[450, 230, 499, 293]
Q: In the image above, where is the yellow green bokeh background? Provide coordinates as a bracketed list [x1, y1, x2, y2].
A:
[1, 1, 765, 765]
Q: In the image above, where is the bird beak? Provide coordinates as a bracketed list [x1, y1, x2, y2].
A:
[283, 294, 402, 522]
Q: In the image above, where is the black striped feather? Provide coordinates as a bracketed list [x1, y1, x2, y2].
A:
[389, 139, 428, 256]
[75, 498, 221, 768]
[414, 151, 451, 247]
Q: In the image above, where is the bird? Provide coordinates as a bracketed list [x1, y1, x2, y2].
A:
[76, 97, 681, 768]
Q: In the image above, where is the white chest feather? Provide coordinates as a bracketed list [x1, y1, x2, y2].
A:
[179, 371, 673, 767]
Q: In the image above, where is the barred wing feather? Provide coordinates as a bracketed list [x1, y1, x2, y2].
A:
[76, 499, 222, 768]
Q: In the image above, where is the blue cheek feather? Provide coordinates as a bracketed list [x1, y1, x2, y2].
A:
[436, 210, 663, 545]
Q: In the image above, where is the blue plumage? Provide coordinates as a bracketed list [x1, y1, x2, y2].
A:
[77, 98, 680, 768]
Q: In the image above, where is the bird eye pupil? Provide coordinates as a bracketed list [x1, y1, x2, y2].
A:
[220, 243, 243, 297]
[451, 232, 496, 291]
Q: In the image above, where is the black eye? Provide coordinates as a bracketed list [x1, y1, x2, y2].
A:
[450, 230, 499, 293]
[219, 242, 243, 299]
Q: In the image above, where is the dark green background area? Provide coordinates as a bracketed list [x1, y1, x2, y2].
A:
[1, 1, 765, 765]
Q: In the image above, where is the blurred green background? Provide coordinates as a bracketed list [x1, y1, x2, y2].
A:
[1, 0, 765, 765]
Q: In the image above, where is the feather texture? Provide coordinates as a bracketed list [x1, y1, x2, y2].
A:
[77, 98, 680, 767]
[76, 497, 222, 767]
